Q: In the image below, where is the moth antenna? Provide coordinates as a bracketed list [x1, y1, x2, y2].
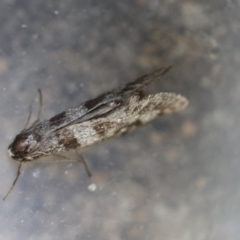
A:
[22, 89, 43, 130]
[31, 88, 43, 126]
[22, 105, 32, 130]
[36, 88, 43, 122]
[3, 162, 23, 200]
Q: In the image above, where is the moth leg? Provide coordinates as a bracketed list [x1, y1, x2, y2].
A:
[3, 162, 23, 200]
[31, 88, 43, 126]
[75, 152, 92, 178]
[54, 154, 92, 178]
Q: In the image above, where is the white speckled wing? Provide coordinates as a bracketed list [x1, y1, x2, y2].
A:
[70, 92, 188, 148]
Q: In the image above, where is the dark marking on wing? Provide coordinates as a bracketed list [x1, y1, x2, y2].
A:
[126, 120, 143, 130]
[124, 92, 144, 114]
[139, 104, 154, 115]
[64, 138, 80, 150]
[57, 128, 80, 150]
[93, 121, 115, 136]
[58, 136, 80, 150]
[114, 120, 143, 136]
[137, 90, 146, 100]
[49, 112, 66, 127]
[121, 66, 172, 92]
[84, 94, 106, 110]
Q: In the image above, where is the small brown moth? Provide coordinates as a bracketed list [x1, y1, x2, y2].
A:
[4, 66, 188, 200]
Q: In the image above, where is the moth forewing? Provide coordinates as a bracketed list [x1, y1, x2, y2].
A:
[4, 66, 188, 200]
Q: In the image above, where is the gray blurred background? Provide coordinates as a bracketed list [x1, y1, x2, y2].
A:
[0, 0, 240, 239]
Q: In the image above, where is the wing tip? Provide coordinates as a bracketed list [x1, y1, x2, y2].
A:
[174, 94, 189, 112]
[162, 94, 188, 114]
[153, 92, 189, 114]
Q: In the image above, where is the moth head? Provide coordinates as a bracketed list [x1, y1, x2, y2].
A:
[8, 133, 41, 161]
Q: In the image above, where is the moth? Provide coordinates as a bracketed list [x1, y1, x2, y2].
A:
[4, 66, 188, 200]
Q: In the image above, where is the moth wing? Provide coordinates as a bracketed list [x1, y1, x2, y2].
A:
[120, 92, 188, 126]
[69, 92, 188, 148]
[47, 66, 171, 132]
[64, 100, 122, 126]
[119, 66, 172, 96]
[112, 92, 188, 137]
[68, 65, 172, 124]
[114, 92, 188, 134]
[81, 66, 172, 110]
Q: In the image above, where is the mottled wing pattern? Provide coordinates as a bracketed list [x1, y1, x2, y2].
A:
[54, 66, 172, 128]
[29, 66, 171, 135]
[4, 65, 188, 202]
[67, 92, 188, 148]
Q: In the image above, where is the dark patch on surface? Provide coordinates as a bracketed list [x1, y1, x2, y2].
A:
[49, 111, 66, 126]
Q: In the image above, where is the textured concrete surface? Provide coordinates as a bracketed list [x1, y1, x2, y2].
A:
[1, 0, 240, 239]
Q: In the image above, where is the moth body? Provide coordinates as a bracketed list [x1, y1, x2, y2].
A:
[8, 66, 188, 162]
